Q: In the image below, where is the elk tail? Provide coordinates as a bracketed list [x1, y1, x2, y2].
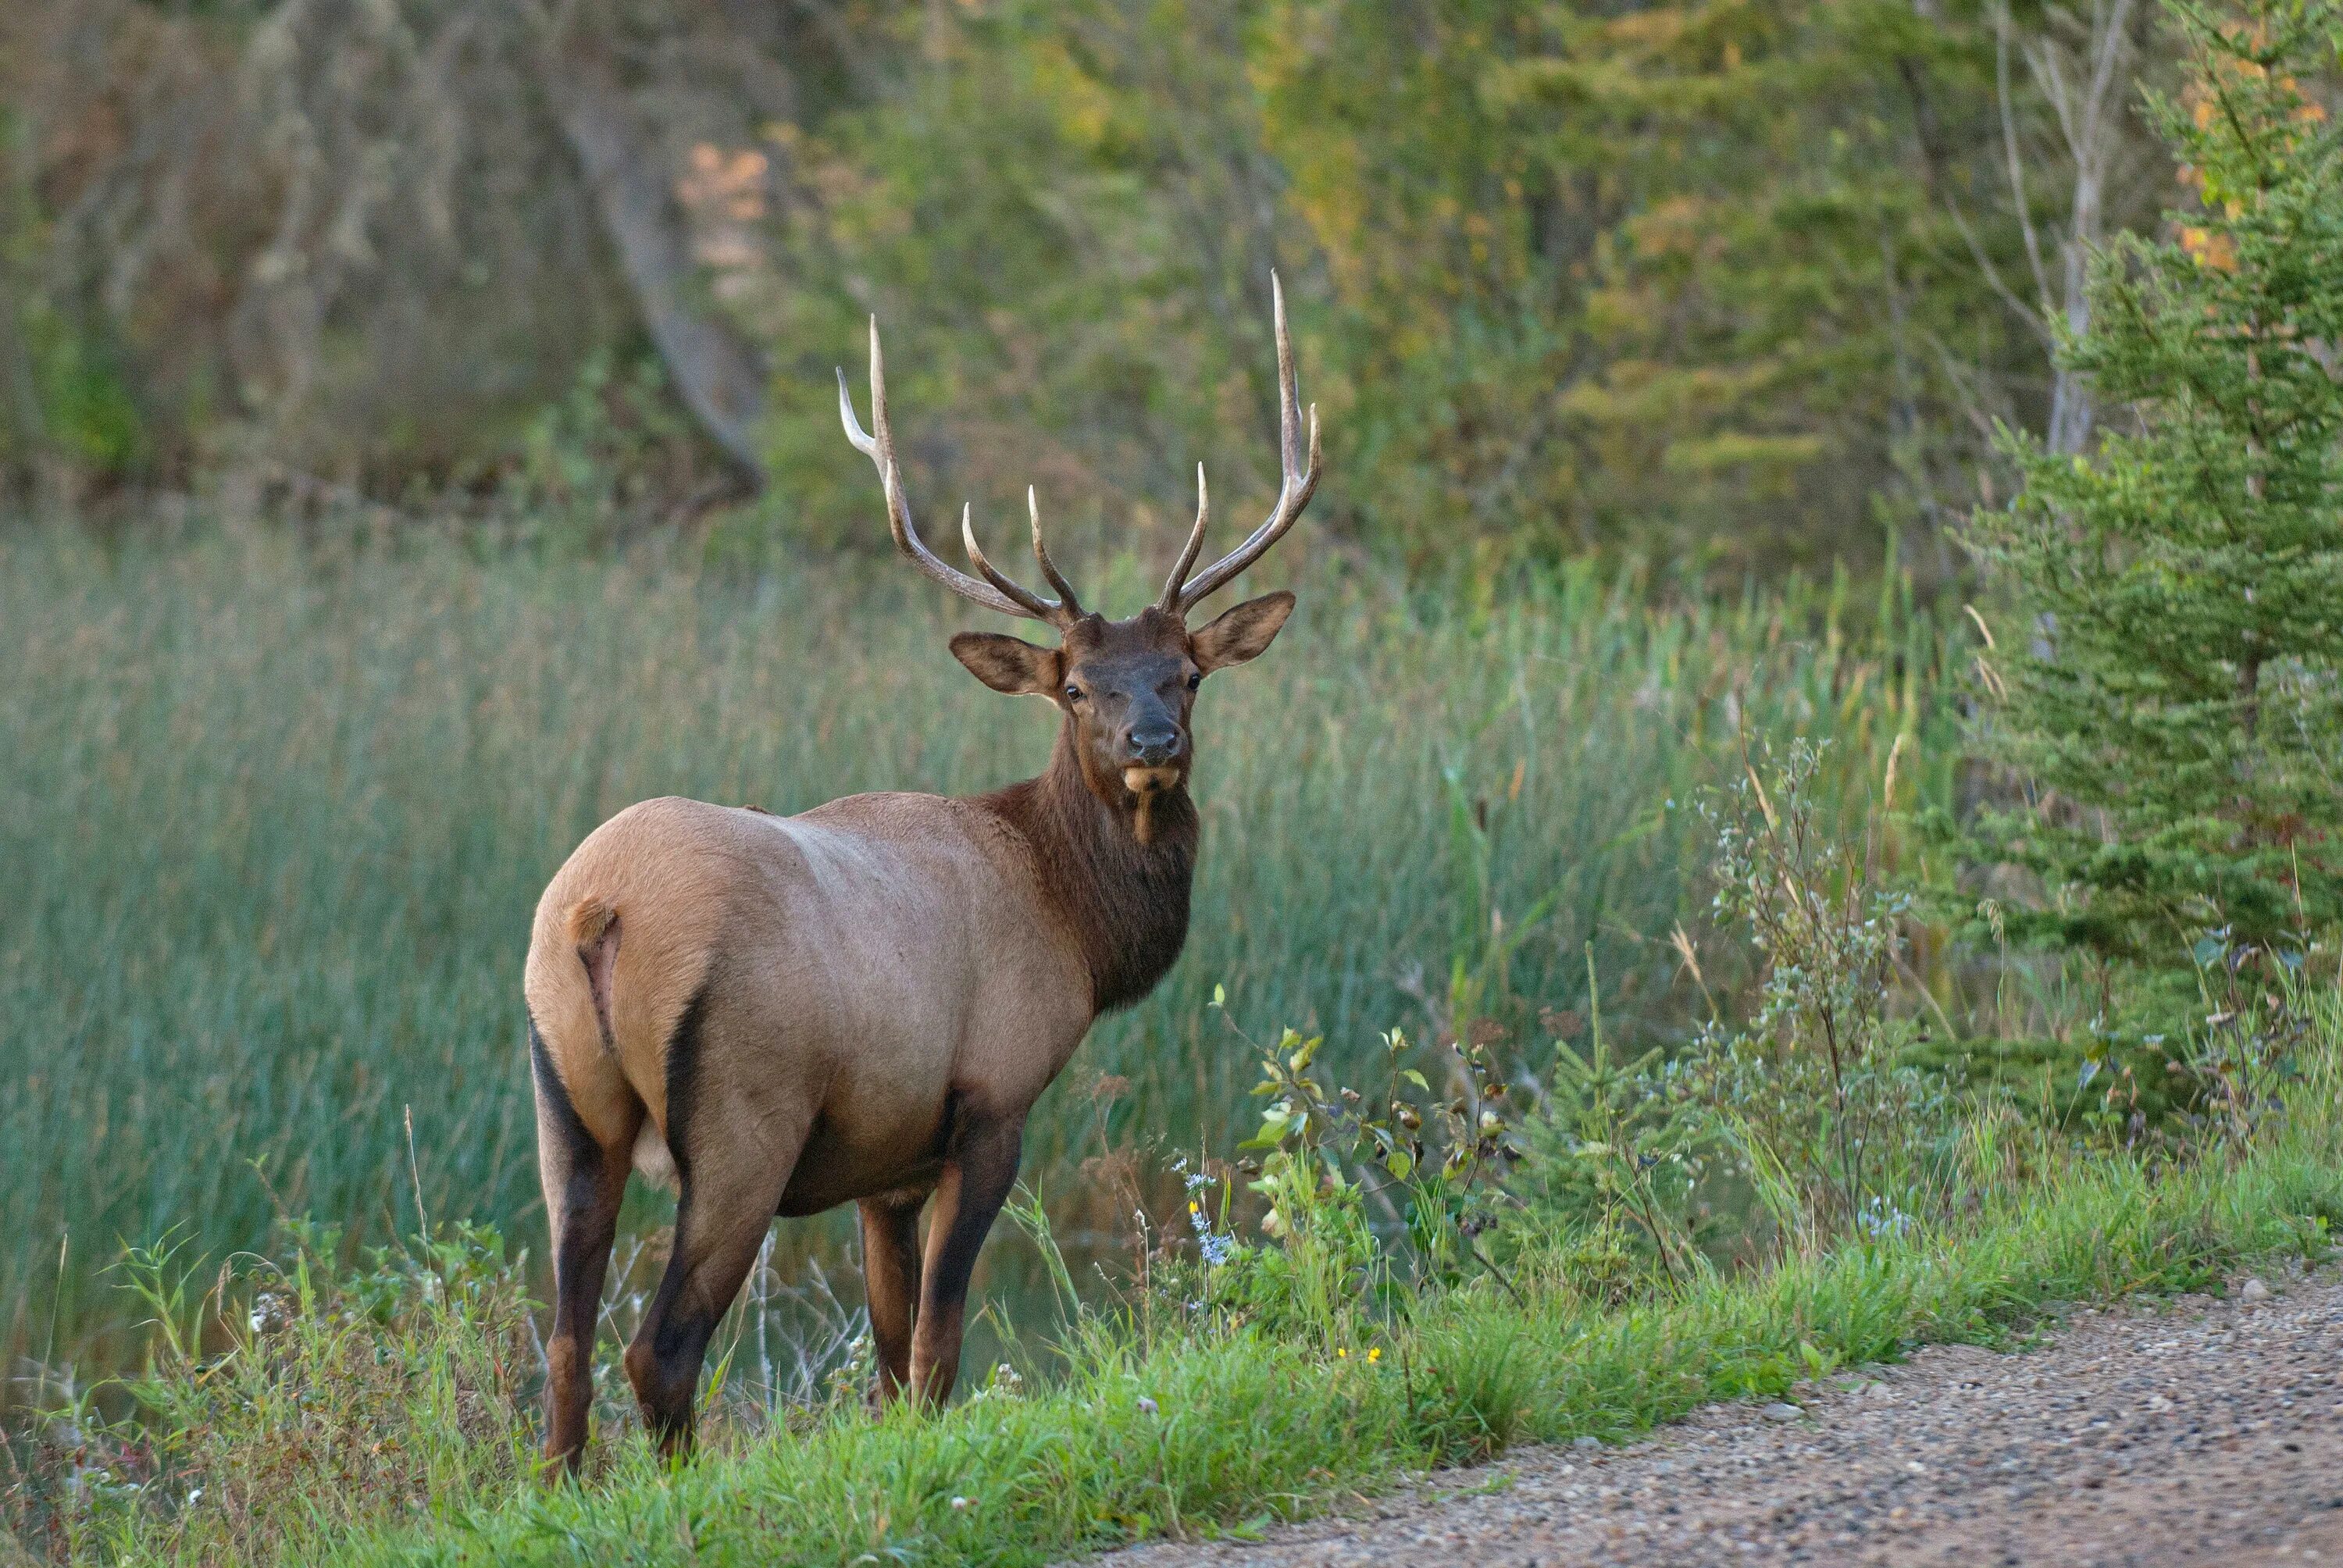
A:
[566, 897, 622, 1057]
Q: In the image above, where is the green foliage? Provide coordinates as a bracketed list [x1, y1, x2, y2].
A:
[1512, 740, 1970, 1272]
[1509, 950, 1713, 1292]
[1959, 0, 2343, 978]
[1208, 1025, 1383, 1344]
[2182, 933, 2329, 1147]
[506, 352, 708, 552]
[1172, 1007, 1528, 1346]
[737, 0, 2071, 572]
[1697, 738, 1943, 1242]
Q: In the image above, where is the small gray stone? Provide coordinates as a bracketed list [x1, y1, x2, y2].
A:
[1762, 1402, 1803, 1421]
[2238, 1278, 2272, 1303]
[1573, 1435, 1603, 1451]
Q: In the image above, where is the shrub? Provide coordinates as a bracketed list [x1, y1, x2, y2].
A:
[1165, 1002, 1532, 1345]
[1507, 737, 2002, 1269]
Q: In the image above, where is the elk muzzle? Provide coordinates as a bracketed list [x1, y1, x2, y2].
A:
[1122, 718, 1184, 844]
[1126, 721, 1182, 769]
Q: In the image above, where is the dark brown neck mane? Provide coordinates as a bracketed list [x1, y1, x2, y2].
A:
[976, 728, 1197, 1014]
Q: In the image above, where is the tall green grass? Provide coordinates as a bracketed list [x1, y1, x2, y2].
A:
[0, 526, 1958, 1384]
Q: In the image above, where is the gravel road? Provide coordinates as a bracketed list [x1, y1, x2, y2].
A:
[1090, 1267, 2343, 1567]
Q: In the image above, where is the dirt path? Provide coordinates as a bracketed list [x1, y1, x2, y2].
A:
[1092, 1266, 2343, 1568]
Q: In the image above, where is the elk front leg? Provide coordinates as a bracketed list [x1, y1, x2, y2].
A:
[909, 1114, 1023, 1405]
[531, 1031, 637, 1476]
[858, 1195, 923, 1406]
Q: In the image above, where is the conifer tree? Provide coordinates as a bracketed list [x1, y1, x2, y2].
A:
[1963, 0, 2343, 983]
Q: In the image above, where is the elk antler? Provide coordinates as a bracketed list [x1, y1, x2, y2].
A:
[1160, 272, 1321, 615]
[840, 319, 1082, 628]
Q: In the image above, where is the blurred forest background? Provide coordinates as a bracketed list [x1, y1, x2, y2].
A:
[1, 0, 2180, 578]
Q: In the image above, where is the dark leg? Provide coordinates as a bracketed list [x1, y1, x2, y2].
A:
[532, 1029, 635, 1475]
[909, 1116, 1023, 1405]
[859, 1196, 924, 1406]
[622, 1149, 797, 1458]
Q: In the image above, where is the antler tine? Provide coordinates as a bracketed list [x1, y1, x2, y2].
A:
[1157, 464, 1209, 612]
[1027, 486, 1085, 618]
[1275, 269, 1302, 476]
[838, 317, 1052, 624]
[1172, 272, 1323, 614]
[961, 502, 1072, 624]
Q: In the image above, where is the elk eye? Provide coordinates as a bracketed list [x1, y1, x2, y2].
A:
[1186, 671, 1202, 691]
[1064, 684, 1084, 703]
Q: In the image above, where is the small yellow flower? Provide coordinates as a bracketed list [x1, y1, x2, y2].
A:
[1189, 1201, 1200, 1215]
[1368, 1346, 1382, 1363]
[1336, 1347, 1348, 1359]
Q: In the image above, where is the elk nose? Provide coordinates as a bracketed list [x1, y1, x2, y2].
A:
[1129, 724, 1182, 766]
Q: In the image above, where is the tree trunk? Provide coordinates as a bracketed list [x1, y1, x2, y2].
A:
[547, 51, 768, 491]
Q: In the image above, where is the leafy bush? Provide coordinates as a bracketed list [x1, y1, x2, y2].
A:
[1695, 737, 1942, 1242]
[1900, 1031, 2197, 1139]
[1503, 951, 1714, 1294]
[1510, 739, 1956, 1270]
[1163, 1000, 1532, 1345]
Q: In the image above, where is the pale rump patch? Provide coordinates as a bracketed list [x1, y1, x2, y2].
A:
[1123, 766, 1180, 845]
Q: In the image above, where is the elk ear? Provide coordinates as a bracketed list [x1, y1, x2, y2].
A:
[1189, 591, 1295, 673]
[950, 632, 1062, 696]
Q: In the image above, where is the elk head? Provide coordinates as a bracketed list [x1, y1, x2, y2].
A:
[839, 276, 1321, 843]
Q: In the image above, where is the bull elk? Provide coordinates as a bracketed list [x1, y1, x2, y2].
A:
[523, 279, 1321, 1468]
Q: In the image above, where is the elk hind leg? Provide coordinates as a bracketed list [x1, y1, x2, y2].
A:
[532, 1021, 637, 1475]
[623, 1117, 804, 1457]
[858, 1195, 923, 1406]
[910, 1114, 1023, 1406]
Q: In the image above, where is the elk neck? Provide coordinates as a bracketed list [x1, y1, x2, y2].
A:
[976, 725, 1197, 1016]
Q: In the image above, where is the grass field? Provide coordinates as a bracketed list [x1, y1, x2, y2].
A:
[0, 523, 1958, 1396]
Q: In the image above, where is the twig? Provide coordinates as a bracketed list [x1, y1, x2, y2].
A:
[1467, 1238, 1529, 1310]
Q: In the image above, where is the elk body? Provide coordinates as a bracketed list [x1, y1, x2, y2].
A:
[522, 281, 1322, 1469]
